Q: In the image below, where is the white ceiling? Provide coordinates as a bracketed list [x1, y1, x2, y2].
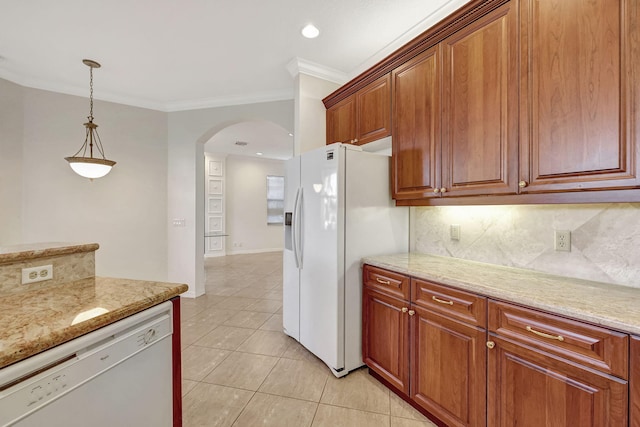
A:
[0, 0, 470, 159]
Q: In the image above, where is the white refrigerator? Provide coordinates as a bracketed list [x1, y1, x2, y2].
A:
[283, 143, 408, 377]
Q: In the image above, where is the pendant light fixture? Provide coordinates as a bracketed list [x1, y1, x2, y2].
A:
[65, 59, 116, 179]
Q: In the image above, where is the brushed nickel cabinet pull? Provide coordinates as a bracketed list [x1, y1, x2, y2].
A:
[526, 326, 564, 342]
[375, 277, 391, 285]
[433, 188, 440, 194]
[486, 341, 495, 349]
[519, 180, 528, 188]
[440, 187, 447, 193]
[402, 307, 408, 313]
[432, 296, 454, 306]
[408, 310, 415, 316]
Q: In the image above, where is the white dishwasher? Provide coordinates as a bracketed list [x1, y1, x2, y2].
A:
[0, 301, 174, 427]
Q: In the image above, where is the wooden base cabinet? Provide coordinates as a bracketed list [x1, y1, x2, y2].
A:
[362, 286, 410, 394]
[631, 336, 640, 427]
[412, 305, 487, 427]
[488, 301, 629, 427]
[363, 265, 488, 426]
[488, 336, 628, 427]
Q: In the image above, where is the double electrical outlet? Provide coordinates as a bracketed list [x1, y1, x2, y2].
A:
[554, 230, 571, 252]
[21, 264, 53, 284]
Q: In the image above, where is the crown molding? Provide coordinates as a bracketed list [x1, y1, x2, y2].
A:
[0, 69, 293, 112]
[286, 57, 348, 85]
[164, 89, 294, 112]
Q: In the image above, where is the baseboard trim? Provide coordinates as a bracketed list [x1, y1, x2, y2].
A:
[226, 248, 283, 255]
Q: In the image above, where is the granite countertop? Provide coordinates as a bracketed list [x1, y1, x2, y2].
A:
[0, 277, 188, 369]
[363, 252, 640, 335]
[0, 242, 99, 265]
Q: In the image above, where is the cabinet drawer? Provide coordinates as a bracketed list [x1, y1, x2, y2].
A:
[412, 278, 487, 327]
[489, 300, 628, 379]
[363, 265, 409, 300]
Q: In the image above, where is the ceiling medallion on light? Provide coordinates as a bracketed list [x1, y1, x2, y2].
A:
[65, 59, 116, 180]
[301, 24, 320, 39]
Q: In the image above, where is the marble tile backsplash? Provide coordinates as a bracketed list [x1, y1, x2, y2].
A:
[411, 203, 640, 288]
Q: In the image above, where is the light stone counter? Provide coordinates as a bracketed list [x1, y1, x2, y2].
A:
[363, 252, 640, 336]
[0, 276, 188, 369]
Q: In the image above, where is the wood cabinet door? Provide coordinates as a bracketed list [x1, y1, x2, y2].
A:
[519, 0, 640, 192]
[631, 336, 640, 427]
[392, 45, 441, 200]
[488, 335, 628, 427]
[362, 287, 410, 394]
[356, 73, 391, 145]
[326, 96, 356, 144]
[411, 304, 487, 427]
[441, 1, 519, 197]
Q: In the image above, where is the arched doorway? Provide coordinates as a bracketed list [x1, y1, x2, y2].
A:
[201, 120, 293, 258]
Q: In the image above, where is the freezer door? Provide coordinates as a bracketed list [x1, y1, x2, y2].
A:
[283, 157, 301, 340]
[299, 145, 345, 371]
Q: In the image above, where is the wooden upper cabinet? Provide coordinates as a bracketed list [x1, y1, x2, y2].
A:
[519, 0, 640, 192]
[392, 46, 441, 199]
[326, 74, 391, 146]
[326, 96, 356, 145]
[441, 1, 519, 197]
[356, 74, 391, 145]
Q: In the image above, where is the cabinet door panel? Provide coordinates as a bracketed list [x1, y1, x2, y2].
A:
[357, 74, 391, 145]
[362, 287, 409, 394]
[327, 96, 356, 145]
[441, 2, 518, 196]
[488, 336, 628, 427]
[392, 46, 441, 199]
[520, 0, 640, 191]
[411, 305, 486, 427]
[632, 336, 640, 427]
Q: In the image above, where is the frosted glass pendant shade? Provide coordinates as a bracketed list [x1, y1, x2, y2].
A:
[65, 157, 116, 179]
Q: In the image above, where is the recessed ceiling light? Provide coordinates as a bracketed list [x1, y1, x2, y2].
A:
[301, 24, 320, 39]
[256, 152, 263, 156]
[288, 133, 293, 137]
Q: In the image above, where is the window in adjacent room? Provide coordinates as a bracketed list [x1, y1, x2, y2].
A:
[266, 175, 284, 224]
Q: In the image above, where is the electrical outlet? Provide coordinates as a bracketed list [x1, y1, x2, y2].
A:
[22, 265, 53, 284]
[554, 230, 571, 252]
[450, 224, 461, 241]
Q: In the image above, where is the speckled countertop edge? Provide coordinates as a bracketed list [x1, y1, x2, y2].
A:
[0, 242, 100, 265]
[363, 252, 640, 336]
[0, 277, 188, 369]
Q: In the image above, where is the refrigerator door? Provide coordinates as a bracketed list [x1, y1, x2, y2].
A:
[282, 157, 301, 340]
[299, 144, 345, 371]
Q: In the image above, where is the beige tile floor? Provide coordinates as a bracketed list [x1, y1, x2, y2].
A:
[181, 251, 437, 427]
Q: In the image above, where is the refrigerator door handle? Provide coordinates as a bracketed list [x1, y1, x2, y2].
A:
[295, 187, 303, 269]
[292, 187, 301, 269]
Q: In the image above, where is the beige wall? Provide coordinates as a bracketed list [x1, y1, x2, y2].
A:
[225, 155, 285, 254]
[412, 203, 640, 288]
[1, 81, 169, 282]
[0, 78, 24, 245]
[294, 73, 339, 155]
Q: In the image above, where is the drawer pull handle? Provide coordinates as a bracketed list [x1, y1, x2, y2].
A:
[375, 278, 391, 285]
[486, 341, 495, 349]
[408, 310, 415, 316]
[401, 307, 408, 313]
[526, 326, 564, 342]
[432, 296, 454, 306]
